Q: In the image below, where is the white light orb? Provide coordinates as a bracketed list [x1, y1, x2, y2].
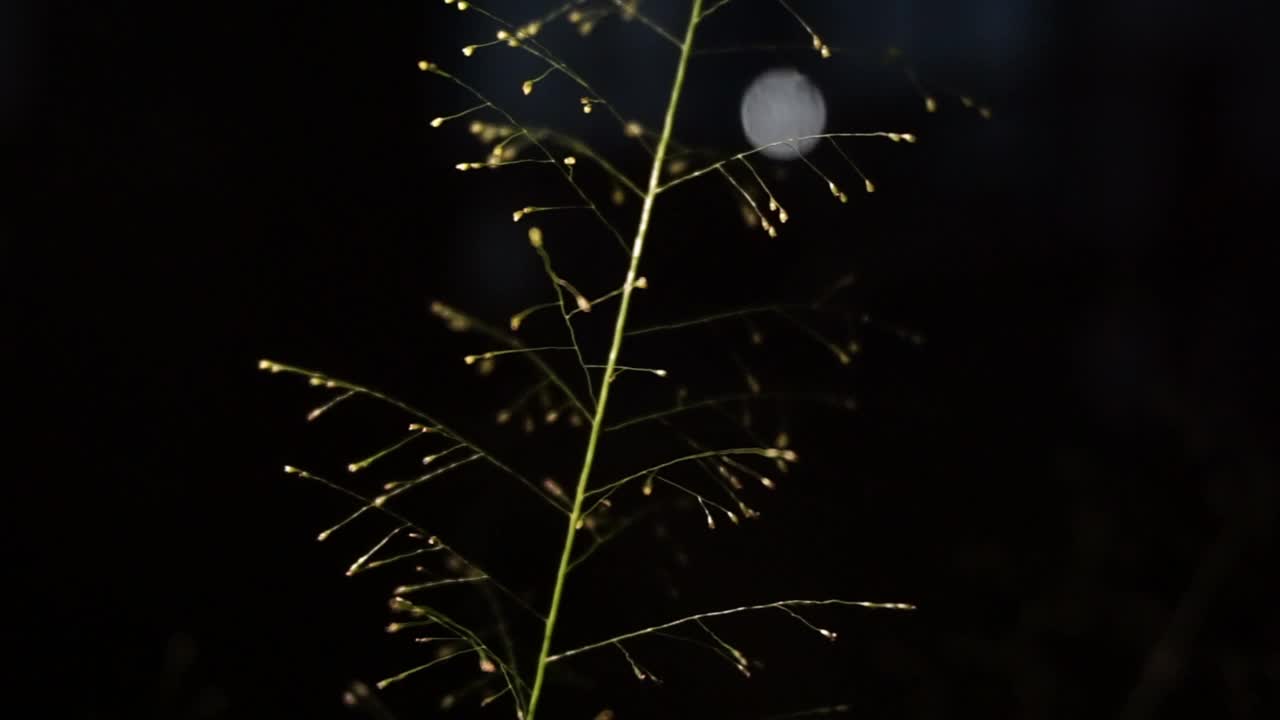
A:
[740, 67, 827, 161]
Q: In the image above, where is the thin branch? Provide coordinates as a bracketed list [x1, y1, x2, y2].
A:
[547, 599, 916, 663]
[281, 465, 546, 623]
[430, 301, 589, 420]
[699, 0, 738, 20]
[655, 132, 917, 194]
[421, 61, 633, 252]
[528, 232, 598, 408]
[259, 359, 565, 514]
[608, 0, 681, 46]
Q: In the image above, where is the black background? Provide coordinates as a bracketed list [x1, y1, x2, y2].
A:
[8, 1, 1275, 718]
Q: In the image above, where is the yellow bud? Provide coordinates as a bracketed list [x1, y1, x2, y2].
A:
[429, 117, 444, 127]
[461, 45, 475, 57]
[864, 179, 876, 193]
[925, 96, 938, 113]
[416, 60, 432, 71]
[820, 44, 832, 58]
[563, 156, 576, 166]
[527, 226, 543, 247]
[521, 80, 534, 95]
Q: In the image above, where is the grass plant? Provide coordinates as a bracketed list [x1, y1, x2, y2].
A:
[259, 1, 987, 716]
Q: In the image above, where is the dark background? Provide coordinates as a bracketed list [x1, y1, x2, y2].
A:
[8, 1, 1275, 718]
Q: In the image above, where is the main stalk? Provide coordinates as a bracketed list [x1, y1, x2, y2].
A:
[523, 1, 704, 718]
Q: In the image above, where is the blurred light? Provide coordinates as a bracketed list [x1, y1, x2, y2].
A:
[740, 68, 826, 161]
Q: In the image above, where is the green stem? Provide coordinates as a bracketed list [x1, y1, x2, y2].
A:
[523, 1, 704, 717]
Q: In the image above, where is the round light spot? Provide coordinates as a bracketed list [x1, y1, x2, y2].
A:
[740, 67, 827, 161]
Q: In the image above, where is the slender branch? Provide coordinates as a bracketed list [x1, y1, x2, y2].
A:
[282, 465, 546, 622]
[626, 303, 809, 336]
[699, 0, 737, 20]
[429, 301, 589, 419]
[608, 0, 682, 46]
[259, 359, 565, 514]
[522, 126, 644, 198]
[529, 234, 598, 408]
[585, 447, 790, 501]
[524, 4, 705, 718]
[547, 599, 915, 663]
[655, 132, 916, 194]
[422, 62, 633, 252]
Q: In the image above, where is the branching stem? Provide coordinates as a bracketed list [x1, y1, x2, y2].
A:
[524, 3, 704, 718]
